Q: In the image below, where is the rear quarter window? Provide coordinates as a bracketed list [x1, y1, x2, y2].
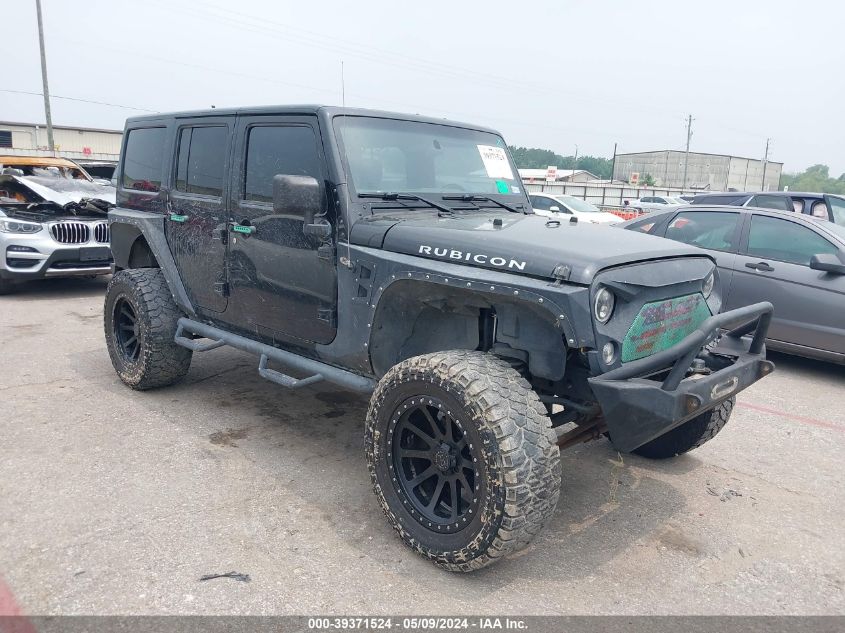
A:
[122, 127, 166, 192]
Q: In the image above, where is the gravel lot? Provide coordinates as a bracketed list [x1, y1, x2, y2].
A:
[1, 278, 843, 615]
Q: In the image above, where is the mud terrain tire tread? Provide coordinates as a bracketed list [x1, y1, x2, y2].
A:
[365, 350, 561, 572]
[633, 397, 735, 459]
[104, 268, 191, 390]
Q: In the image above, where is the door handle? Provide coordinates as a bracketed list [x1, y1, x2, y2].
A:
[746, 262, 774, 272]
[229, 221, 256, 236]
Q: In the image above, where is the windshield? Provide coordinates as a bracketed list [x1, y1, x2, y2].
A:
[555, 195, 601, 213]
[334, 116, 522, 197]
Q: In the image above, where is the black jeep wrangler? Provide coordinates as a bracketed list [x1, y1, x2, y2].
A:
[104, 106, 774, 571]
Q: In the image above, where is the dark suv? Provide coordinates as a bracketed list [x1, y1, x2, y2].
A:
[104, 106, 773, 571]
[691, 191, 845, 225]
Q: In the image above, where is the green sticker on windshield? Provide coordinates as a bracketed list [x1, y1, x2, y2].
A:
[495, 180, 509, 194]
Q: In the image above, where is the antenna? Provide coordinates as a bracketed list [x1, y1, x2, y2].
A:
[341, 60, 346, 107]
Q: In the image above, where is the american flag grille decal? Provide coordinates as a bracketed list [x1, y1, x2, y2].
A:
[51, 222, 91, 244]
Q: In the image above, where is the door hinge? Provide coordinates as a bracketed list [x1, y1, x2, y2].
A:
[317, 307, 337, 326]
[317, 243, 335, 262]
[213, 282, 230, 297]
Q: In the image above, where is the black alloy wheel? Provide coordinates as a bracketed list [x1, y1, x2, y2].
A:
[113, 297, 140, 362]
[390, 396, 480, 533]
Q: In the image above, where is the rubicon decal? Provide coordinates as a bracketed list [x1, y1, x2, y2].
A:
[418, 245, 527, 271]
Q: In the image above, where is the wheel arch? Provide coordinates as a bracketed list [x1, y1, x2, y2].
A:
[368, 278, 569, 382]
[110, 223, 159, 270]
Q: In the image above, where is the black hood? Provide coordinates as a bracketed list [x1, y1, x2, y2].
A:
[353, 212, 706, 285]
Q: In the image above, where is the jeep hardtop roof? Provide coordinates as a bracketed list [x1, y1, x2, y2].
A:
[125, 105, 501, 136]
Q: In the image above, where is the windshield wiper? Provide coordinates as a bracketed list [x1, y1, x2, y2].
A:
[442, 194, 526, 214]
[359, 192, 455, 215]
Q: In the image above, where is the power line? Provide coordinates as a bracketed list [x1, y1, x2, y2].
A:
[0, 89, 158, 112]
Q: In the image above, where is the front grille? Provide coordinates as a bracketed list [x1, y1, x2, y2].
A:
[622, 293, 712, 362]
[51, 222, 90, 244]
[94, 223, 110, 243]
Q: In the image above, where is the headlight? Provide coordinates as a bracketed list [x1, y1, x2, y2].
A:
[0, 219, 43, 234]
[594, 287, 615, 323]
[702, 271, 715, 299]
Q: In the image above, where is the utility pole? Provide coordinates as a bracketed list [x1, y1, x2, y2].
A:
[35, 0, 54, 152]
[682, 114, 693, 189]
[610, 142, 617, 182]
[573, 144, 578, 176]
[761, 138, 771, 191]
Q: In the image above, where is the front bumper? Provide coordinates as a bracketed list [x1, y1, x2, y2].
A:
[588, 302, 774, 452]
[0, 231, 112, 281]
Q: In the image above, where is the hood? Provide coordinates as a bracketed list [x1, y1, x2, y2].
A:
[362, 212, 706, 284]
[0, 174, 116, 205]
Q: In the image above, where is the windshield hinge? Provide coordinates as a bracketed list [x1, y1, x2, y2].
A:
[551, 265, 571, 284]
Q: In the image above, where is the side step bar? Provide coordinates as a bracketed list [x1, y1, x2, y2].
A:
[174, 317, 375, 394]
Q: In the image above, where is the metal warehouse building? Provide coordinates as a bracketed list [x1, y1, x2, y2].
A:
[0, 121, 122, 162]
[613, 150, 783, 192]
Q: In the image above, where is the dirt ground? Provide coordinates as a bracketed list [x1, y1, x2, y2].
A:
[1, 278, 843, 615]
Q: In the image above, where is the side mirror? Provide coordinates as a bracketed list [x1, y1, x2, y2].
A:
[272, 174, 329, 236]
[549, 205, 560, 212]
[809, 253, 845, 275]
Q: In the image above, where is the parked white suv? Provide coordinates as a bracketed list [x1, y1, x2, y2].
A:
[0, 174, 114, 294]
[529, 193, 621, 224]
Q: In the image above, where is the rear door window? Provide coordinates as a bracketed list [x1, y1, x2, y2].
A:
[175, 126, 227, 197]
[745, 215, 838, 265]
[665, 211, 741, 252]
[122, 127, 166, 192]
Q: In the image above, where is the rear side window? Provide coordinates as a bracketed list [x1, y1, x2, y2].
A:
[746, 215, 838, 265]
[175, 126, 227, 197]
[666, 211, 740, 252]
[692, 194, 745, 206]
[122, 127, 165, 192]
[749, 195, 792, 212]
[244, 125, 322, 204]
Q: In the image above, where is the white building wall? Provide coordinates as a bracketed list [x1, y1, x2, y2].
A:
[0, 122, 122, 159]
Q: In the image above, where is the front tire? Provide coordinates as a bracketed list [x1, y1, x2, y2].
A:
[633, 397, 735, 459]
[365, 351, 561, 572]
[104, 268, 192, 390]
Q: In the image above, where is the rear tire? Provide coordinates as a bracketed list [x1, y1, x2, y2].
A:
[633, 397, 735, 459]
[104, 268, 192, 390]
[365, 350, 561, 572]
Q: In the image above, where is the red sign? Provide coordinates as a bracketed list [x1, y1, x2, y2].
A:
[82, 146, 92, 156]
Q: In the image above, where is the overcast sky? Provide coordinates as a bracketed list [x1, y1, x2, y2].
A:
[3, 0, 843, 175]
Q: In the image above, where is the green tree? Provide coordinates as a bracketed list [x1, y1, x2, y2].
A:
[780, 164, 845, 195]
[508, 146, 613, 179]
[641, 173, 656, 186]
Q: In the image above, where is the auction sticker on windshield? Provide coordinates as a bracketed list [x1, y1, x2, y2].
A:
[477, 145, 514, 180]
